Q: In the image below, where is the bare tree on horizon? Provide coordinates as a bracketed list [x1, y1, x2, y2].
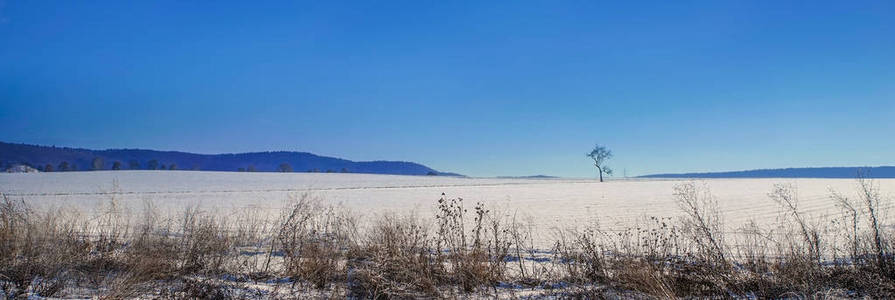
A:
[587, 144, 613, 182]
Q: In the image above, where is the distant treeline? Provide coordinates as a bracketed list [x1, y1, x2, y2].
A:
[0, 141, 458, 176]
[640, 166, 895, 178]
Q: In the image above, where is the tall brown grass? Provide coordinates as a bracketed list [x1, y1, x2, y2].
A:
[1, 177, 894, 298]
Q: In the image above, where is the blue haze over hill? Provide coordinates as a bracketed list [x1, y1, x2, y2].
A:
[640, 167, 895, 179]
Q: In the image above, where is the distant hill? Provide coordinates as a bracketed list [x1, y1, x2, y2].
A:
[0, 141, 460, 176]
[640, 166, 895, 179]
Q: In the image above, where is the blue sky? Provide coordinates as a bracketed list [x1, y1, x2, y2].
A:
[1, 1, 893, 177]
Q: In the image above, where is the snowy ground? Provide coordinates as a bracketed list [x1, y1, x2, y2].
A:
[2, 171, 893, 248]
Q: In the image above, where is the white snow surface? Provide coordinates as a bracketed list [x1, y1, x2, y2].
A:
[2, 171, 894, 247]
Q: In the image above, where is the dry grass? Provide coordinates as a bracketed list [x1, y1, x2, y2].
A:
[276, 194, 357, 289]
[2, 177, 895, 298]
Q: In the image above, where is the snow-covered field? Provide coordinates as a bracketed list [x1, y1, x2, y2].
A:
[2, 171, 893, 247]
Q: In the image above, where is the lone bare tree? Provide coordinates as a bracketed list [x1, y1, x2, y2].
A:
[587, 144, 612, 182]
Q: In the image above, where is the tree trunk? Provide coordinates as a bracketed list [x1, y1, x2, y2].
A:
[597, 167, 603, 182]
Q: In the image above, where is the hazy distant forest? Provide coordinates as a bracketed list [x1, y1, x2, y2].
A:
[0, 142, 449, 175]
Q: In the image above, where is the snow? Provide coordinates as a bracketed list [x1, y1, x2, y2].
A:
[2, 171, 893, 248]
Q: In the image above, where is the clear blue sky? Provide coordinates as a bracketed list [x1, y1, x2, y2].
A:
[1, 1, 893, 177]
